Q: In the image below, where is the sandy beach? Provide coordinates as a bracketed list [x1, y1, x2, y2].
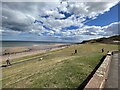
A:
[1, 44, 68, 62]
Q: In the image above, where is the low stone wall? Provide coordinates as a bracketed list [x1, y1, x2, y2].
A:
[84, 52, 113, 89]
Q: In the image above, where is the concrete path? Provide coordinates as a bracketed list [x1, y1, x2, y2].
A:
[104, 52, 119, 89]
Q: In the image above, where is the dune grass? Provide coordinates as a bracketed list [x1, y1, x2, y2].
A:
[2, 43, 118, 88]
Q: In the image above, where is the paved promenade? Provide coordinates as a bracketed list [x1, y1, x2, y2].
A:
[104, 52, 119, 89]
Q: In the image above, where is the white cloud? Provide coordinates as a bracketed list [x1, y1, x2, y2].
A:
[78, 22, 119, 36]
[67, 2, 118, 18]
[44, 10, 65, 19]
[54, 21, 119, 38]
[1, 1, 119, 42]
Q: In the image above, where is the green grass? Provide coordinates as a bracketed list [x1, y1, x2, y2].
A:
[2, 43, 119, 88]
[31, 54, 103, 88]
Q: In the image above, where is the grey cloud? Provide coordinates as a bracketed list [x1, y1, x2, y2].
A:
[102, 22, 119, 36]
[2, 3, 34, 32]
[2, 2, 59, 33]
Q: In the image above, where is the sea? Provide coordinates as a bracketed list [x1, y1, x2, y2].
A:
[1, 41, 71, 47]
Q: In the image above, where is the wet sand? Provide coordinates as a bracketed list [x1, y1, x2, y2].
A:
[1, 44, 68, 61]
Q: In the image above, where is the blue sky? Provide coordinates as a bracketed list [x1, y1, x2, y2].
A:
[1, 1, 120, 42]
[85, 3, 119, 26]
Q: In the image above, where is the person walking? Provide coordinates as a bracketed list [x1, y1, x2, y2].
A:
[6, 54, 11, 66]
[102, 48, 104, 53]
[75, 49, 77, 54]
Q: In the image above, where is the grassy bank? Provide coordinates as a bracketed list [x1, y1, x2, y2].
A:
[2, 43, 118, 88]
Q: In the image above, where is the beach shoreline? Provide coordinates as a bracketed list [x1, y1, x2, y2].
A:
[1, 44, 69, 61]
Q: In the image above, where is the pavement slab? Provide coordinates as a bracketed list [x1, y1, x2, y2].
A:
[104, 52, 119, 89]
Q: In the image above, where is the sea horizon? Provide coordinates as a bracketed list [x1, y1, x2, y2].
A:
[1, 40, 75, 47]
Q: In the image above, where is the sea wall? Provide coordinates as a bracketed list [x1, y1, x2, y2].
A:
[84, 52, 113, 89]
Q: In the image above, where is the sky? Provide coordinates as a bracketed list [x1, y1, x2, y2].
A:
[1, 0, 120, 42]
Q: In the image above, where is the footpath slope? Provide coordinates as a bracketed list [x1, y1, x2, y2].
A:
[104, 52, 119, 88]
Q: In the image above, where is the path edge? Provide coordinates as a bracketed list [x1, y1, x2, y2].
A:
[84, 51, 116, 89]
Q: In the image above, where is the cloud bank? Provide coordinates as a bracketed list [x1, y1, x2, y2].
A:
[1, 1, 119, 42]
